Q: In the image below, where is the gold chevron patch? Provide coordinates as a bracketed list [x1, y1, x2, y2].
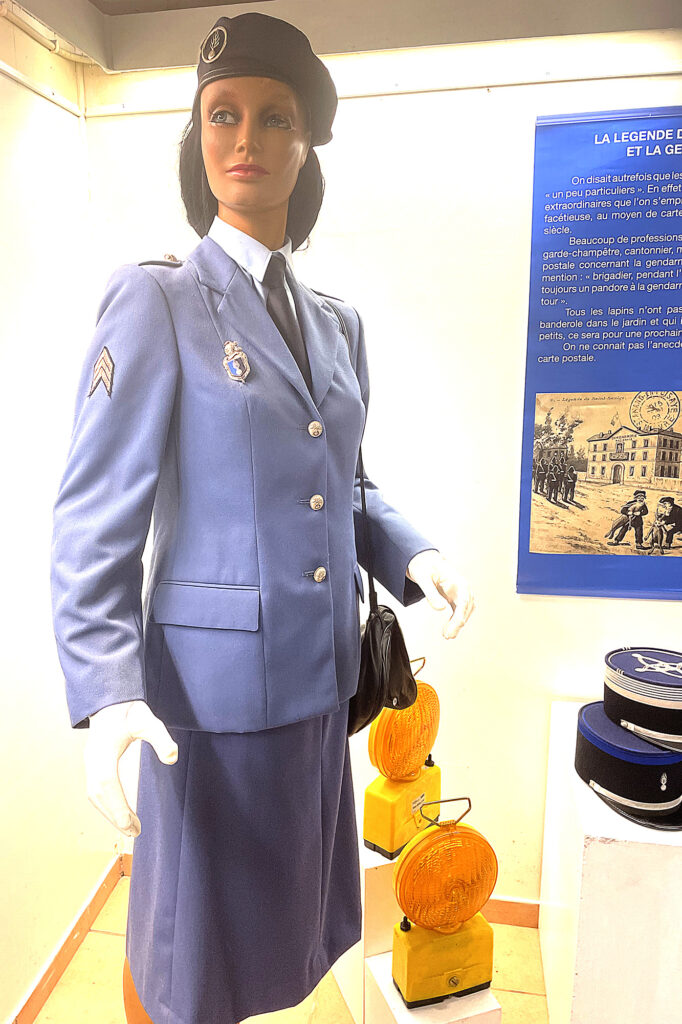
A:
[88, 345, 115, 398]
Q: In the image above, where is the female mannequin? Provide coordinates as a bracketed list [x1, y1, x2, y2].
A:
[51, 13, 473, 1024]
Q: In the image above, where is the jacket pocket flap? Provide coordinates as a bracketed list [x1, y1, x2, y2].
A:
[151, 581, 260, 630]
[353, 563, 365, 602]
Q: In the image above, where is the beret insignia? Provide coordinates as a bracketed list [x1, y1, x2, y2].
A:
[200, 25, 227, 63]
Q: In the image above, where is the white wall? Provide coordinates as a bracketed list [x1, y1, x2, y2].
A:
[2, 19, 681, 1020]
[323, 58, 682, 902]
[0, 49, 120, 1024]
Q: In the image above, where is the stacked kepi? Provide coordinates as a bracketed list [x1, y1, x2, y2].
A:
[575, 646, 682, 829]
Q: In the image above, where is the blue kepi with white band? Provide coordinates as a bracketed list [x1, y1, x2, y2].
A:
[575, 701, 682, 829]
[603, 646, 682, 753]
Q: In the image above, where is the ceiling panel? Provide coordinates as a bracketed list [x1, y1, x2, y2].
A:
[90, 0, 266, 14]
[18, 0, 682, 73]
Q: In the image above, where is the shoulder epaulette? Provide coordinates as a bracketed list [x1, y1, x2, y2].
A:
[138, 253, 184, 267]
[311, 290, 352, 348]
[311, 287, 346, 304]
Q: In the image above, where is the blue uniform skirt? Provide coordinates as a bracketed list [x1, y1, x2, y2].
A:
[125, 697, 362, 1024]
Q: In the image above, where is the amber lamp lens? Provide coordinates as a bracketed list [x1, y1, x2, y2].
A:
[368, 682, 440, 781]
[393, 823, 498, 934]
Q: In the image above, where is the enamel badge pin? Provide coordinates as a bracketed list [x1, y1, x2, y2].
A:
[223, 341, 250, 383]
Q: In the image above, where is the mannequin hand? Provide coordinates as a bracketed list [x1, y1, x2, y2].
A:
[406, 550, 475, 639]
[84, 700, 178, 837]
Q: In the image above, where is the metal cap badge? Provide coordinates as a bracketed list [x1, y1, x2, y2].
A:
[200, 25, 228, 64]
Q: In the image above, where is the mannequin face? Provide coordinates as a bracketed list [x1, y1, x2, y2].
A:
[200, 76, 311, 247]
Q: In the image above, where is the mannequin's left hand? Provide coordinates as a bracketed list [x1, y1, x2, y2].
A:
[406, 550, 475, 639]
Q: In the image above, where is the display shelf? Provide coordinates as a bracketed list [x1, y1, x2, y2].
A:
[365, 951, 501, 1024]
[539, 701, 682, 1024]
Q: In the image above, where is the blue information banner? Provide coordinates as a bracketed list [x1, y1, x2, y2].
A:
[517, 107, 682, 599]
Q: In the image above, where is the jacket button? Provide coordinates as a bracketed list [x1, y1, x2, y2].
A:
[313, 566, 327, 582]
[309, 494, 324, 510]
[308, 420, 323, 437]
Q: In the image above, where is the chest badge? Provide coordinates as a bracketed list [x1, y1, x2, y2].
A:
[223, 340, 250, 383]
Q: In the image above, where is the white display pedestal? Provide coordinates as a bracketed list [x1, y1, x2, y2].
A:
[366, 951, 502, 1024]
[539, 701, 682, 1024]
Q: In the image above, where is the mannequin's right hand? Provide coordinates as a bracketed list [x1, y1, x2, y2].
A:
[84, 700, 179, 837]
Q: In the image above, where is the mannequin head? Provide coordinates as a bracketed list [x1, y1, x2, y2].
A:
[180, 75, 324, 250]
[199, 76, 311, 250]
[180, 13, 337, 249]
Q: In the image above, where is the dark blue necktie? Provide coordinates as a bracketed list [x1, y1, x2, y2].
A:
[262, 252, 313, 394]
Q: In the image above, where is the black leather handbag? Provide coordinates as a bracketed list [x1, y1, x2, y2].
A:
[322, 298, 419, 736]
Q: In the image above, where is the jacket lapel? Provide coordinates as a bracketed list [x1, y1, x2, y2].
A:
[186, 235, 340, 410]
[288, 270, 341, 409]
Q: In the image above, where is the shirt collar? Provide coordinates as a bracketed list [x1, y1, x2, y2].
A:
[207, 215, 295, 285]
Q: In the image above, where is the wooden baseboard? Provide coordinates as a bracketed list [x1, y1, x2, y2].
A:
[13, 855, 125, 1024]
[483, 897, 540, 929]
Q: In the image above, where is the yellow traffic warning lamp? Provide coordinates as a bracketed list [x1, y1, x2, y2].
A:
[363, 657, 442, 859]
[392, 797, 498, 1008]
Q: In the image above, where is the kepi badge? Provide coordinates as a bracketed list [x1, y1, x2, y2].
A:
[223, 340, 250, 383]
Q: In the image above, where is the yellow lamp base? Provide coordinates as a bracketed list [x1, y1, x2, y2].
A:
[392, 912, 494, 1008]
[363, 763, 441, 860]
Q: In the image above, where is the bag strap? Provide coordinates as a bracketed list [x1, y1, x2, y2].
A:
[323, 298, 378, 612]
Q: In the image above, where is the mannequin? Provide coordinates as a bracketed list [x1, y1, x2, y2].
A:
[53, 18, 474, 1024]
[84, 74, 474, 839]
[112, 75, 472, 1024]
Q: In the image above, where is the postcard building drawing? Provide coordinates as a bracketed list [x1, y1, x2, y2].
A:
[586, 427, 681, 488]
[530, 391, 682, 556]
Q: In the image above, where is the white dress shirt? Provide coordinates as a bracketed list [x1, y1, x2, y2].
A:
[207, 214, 298, 320]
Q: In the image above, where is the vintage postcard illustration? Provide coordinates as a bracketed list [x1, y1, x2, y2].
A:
[530, 391, 682, 556]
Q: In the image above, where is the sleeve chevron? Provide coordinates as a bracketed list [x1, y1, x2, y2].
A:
[88, 345, 115, 397]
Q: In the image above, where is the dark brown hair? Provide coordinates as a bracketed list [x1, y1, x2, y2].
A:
[178, 89, 325, 251]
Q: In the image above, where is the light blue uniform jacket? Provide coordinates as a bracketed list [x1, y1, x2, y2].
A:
[50, 235, 437, 733]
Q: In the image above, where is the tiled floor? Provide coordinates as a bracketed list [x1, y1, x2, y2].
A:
[34, 876, 548, 1023]
[490, 922, 548, 1023]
